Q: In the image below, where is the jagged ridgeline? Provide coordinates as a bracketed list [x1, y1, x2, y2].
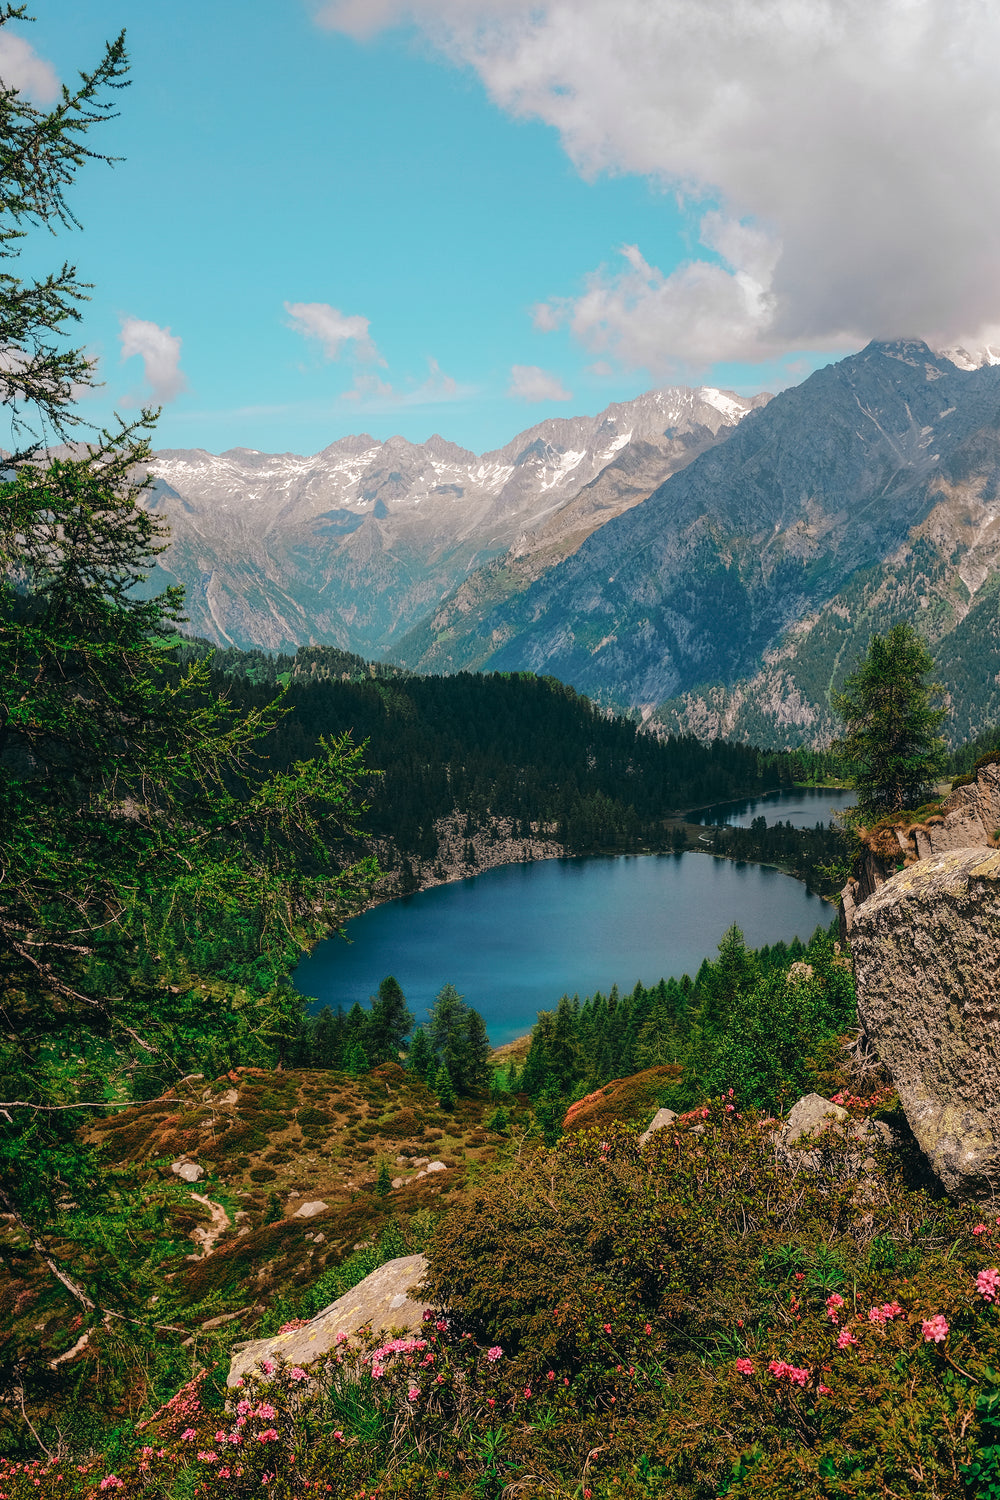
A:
[174, 640, 840, 862]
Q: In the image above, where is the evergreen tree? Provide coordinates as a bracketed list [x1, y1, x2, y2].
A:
[434, 1063, 456, 1110]
[346, 1039, 370, 1076]
[376, 1159, 392, 1197]
[408, 1025, 433, 1080]
[368, 976, 414, 1064]
[833, 622, 947, 819]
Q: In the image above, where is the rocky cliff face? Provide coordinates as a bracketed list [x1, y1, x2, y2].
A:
[849, 847, 1000, 1198]
[398, 341, 1000, 745]
[140, 387, 763, 655]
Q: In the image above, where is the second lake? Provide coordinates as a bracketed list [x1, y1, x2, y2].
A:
[295, 848, 829, 1046]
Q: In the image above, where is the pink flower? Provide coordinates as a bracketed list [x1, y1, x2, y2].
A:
[735, 1358, 754, 1375]
[602, 1324, 612, 1334]
[262, 1359, 275, 1376]
[257, 1429, 279, 1443]
[977, 1268, 1000, 1303]
[197, 1452, 219, 1463]
[435, 1320, 448, 1332]
[407, 1389, 419, 1401]
[644, 1324, 652, 1335]
[825, 1293, 845, 1323]
[289, 1367, 309, 1382]
[180, 1429, 197, 1442]
[547, 1371, 555, 1381]
[768, 1359, 808, 1386]
[973, 1225, 988, 1236]
[836, 1329, 857, 1350]
[486, 1346, 503, 1362]
[255, 1404, 276, 1420]
[922, 1315, 949, 1343]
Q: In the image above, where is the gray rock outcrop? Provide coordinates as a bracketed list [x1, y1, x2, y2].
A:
[639, 1107, 678, 1145]
[842, 758, 1000, 930]
[227, 1253, 430, 1388]
[850, 847, 1000, 1198]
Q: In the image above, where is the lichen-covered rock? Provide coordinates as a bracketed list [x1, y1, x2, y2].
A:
[228, 1253, 430, 1387]
[851, 847, 1000, 1198]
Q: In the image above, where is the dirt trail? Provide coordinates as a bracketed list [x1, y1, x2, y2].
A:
[189, 1193, 231, 1257]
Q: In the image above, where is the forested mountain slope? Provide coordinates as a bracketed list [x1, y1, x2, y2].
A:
[397, 341, 1000, 747]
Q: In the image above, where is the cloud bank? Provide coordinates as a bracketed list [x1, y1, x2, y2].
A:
[316, 0, 1000, 368]
[341, 356, 470, 408]
[507, 364, 571, 402]
[119, 318, 188, 403]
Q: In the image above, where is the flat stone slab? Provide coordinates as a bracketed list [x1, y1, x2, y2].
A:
[228, 1253, 430, 1388]
[292, 1199, 328, 1219]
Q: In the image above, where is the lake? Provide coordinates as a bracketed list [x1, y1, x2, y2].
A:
[294, 848, 829, 1046]
[690, 785, 856, 829]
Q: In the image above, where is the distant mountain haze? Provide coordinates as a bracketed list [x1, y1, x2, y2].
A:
[140, 386, 767, 656]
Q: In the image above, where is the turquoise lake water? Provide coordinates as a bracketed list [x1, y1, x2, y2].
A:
[690, 786, 856, 828]
[295, 818, 830, 1046]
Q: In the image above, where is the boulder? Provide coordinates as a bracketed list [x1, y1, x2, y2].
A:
[639, 1107, 678, 1145]
[228, 1253, 430, 1387]
[780, 1093, 848, 1144]
[850, 847, 1000, 1197]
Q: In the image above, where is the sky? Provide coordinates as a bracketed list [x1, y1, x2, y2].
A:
[7, 0, 1000, 457]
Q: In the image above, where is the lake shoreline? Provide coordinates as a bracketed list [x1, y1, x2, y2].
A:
[351, 785, 850, 920]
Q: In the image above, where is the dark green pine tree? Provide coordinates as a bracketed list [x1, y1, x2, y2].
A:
[346, 1038, 370, 1076]
[832, 621, 947, 819]
[408, 1026, 433, 1080]
[367, 976, 414, 1064]
[435, 1064, 456, 1111]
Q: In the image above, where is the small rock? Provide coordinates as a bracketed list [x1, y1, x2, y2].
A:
[639, 1107, 678, 1146]
[217, 1088, 239, 1107]
[293, 1200, 328, 1220]
[288, 1190, 301, 1198]
[392, 1177, 404, 1189]
[313, 1232, 325, 1244]
[425, 1161, 447, 1174]
[170, 1160, 204, 1183]
[412, 1157, 429, 1169]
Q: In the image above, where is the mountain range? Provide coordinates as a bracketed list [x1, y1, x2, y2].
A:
[142, 386, 763, 656]
[144, 341, 1000, 748]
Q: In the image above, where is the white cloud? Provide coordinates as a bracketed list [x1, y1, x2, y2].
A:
[0, 31, 59, 103]
[119, 318, 188, 404]
[284, 301, 383, 363]
[340, 357, 471, 408]
[507, 364, 572, 401]
[316, 0, 1000, 362]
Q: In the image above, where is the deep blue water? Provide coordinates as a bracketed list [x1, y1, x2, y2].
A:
[294, 851, 828, 1046]
[690, 786, 856, 829]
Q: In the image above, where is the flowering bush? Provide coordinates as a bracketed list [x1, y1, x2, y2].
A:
[3, 1105, 1000, 1499]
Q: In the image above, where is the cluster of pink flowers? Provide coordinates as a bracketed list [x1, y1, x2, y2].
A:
[921, 1314, 949, 1343]
[486, 1346, 503, 1362]
[824, 1292, 846, 1323]
[768, 1359, 809, 1386]
[735, 1357, 754, 1375]
[366, 1335, 428, 1380]
[977, 1268, 1000, 1302]
[867, 1301, 903, 1324]
[836, 1329, 858, 1350]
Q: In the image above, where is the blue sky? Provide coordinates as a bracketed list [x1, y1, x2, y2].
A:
[15, 1, 997, 456]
